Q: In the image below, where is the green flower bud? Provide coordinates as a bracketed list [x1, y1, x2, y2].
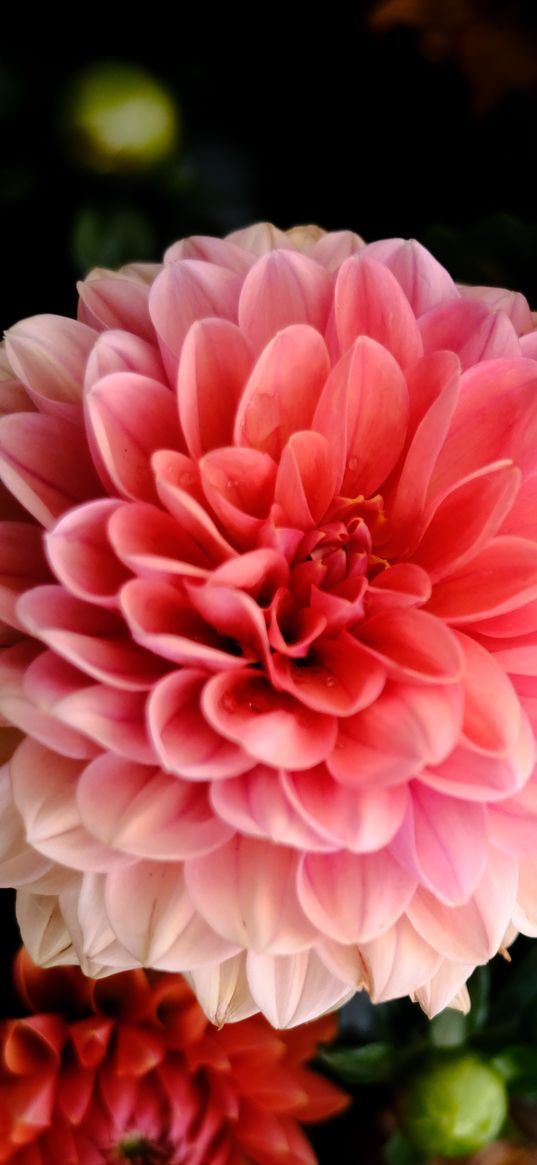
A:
[397, 1052, 508, 1158]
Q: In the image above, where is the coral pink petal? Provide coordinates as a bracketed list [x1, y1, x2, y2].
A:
[0, 413, 102, 527]
[297, 850, 415, 944]
[148, 259, 241, 380]
[185, 837, 317, 954]
[77, 273, 154, 342]
[202, 669, 337, 769]
[152, 449, 235, 562]
[210, 768, 335, 851]
[0, 521, 51, 630]
[364, 238, 459, 315]
[245, 949, 353, 1029]
[334, 254, 423, 368]
[6, 315, 97, 417]
[77, 754, 232, 858]
[270, 633, 386, 716]
[459, 283, 533, 335]
[165, 233, 256, 274]
[275, 431, 338, 528]
[209, 548, 289, 601]
[84, 329, 165, 389]
[85, 373, 183, 502]
[282, 767, 408, 852]
[421, 709, 535, 801]
[366, 564, 432, 616]
[313, 336, 409, 497]
[419, 300, 520, 368]
[186, 583, 270, 662]
[426, 536, 537, 622]
[238, 251, 332, 354]
[120, 578, 245, 671]
[200, 446, 277, 550]
[360, 608, 464, 682]
[178, 318, 253, 458]
[104, 861, 238, 969]
[108, 501, 212, 580]
[391, 783, 488, 904]
[456, 630, 521, 754]
[148, 669, 253, 779]
[45, 499, 130, 608]
[234, 325, 330, 459]
[361, 916, 442, 1003]
[408, 849, 518, 963]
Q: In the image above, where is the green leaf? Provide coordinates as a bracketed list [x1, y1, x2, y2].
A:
[429, 1007, 468, 1049]
[492, 1045, 537, 1093]
[317, 1041, 397, 1084]
[384, 1132, 427, 1165]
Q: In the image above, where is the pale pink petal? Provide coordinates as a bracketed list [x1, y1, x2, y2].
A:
[86, 372, 183, 502]
[488, 775, 537, 855]
[364, 238, 459, 315]
[512, 855, 537, 937]
[186, 837, 317, 954]
[234, 325, 330, 458]
[178, 319, 253, 457]
[165, 234, 255, 275]
[184, 954, 259, 1025]
[148, 259, 241, 379]
[275, 431, 338, 528]
[84, 329, 166, 388]
[105, 860, 239, 969]
[148, 669, 253, 779]
[210, 767, 336, 851]
[270, 633, 386, 716]
[246, 948, 353, 1029]
[0, 412, 102, 527]
[426, 536, 537, 622]
[360, 916, 442, 1002]
[329, 682, 463, 787]
[0, 521, 51, 629]
[334, 254, 423, 368]
[408, 850, 518, 962]
[16, 889, 80, 969]
[360, 608, 464, 682]
[413, 961, 474, 1018]
[391, 783, 488, 904]
[200, 446, 277, 550]
[57, 872, 141, 975]
[282, 767, 408, 852]
[316, 939, 370, 990]
[238, 252, 332, 354]
[412, 461, 521, 581]
[78, 271, 154, 342]
[459, 284, 533, 335]
[422, 710, 534, 801]
[420, 301, 520, 368]
[77, 753, 232, 858]
[6, 315, 97, 417]
[313, 336, 409, 497]
[456, 631, 522, 755]
[41, 681, 154, 764]
[46, 499, 130, 608]
[202, 669, 337, 769]
[310, 231, 365, 271]
[0, 641, 99, 760]
[0, 765, 52, 887]
[226, 222, 292, 256]
[297, 850, 415, 944]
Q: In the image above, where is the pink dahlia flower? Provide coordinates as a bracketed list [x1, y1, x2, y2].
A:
[0, 948, 346, 1163]
[1, 222, 537, 1024]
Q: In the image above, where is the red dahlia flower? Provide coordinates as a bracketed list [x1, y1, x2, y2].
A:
[1, 223, 537, 1023]
[0, 948, 346, 1164]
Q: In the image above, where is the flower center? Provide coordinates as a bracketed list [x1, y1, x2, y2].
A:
[110, 1132, 175, 1165]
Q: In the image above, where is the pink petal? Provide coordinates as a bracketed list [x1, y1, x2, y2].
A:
[408, 849, 518, 963]
[245, 948, 353, 1028]
[430, 358, 537, 500]
[0, 641, 98, 760]
[108, 501, 212, 580]
[426, 536, 537, 622]
[391, 783, 488, 904]
[310, 231, 365, 272]
[104, 861, 238, 969]
[209, 548, 289, 601]
[84, 329, 165, 388]
[165, 234, 255, 275]
[148, 260, 241, 380]
[360, 916, 442, 1002]
[17, 585, 166, 690]
[459, 284, 533, 335]
[210, 767, 335, 851]
[414, 961, 474, 1018]
[6, 315, 97, 417]
[334, 254, 423, 368]
[185, 954, 258, 1025]
[363, 238, 459, 316]
[488, 775, 537, 855]
[186, 582, 270, 662]
[234, 325, 330, 458]
[297, 850, 415, 944]
[185, 837, 317, 954]
[512, 855, 537, 937]
[456, 630, 522, 755]
[282, 766, 408, 852]
[275, 431, 338, 528]
[178, 318, 253, 457]
[500, 471, 537, 540]
[329, 682, 463, 787]
[420, 300, 520, 368]
[313, 336, 409, 497]
[270, 633, 386, 716]
[77, 753, 231, 859]
[421, 709, 534, 801]
[0, 766, 52, 888]
[42, 681, 154, 765]
[46, 499, 130, 608]
[238, 251, 332, 354]
[0, 521, 51, 629]
[78, 272, 154, 342]
[226, 222, 292, 255]
[360, 608, 464, 682]
[366, 564, 432, 616]
[202, 669, 337, 769]
[120, 578, 245, 670]
[200, 446, 277, 550]
[85, 372, 182, 502]
[0, 412, 102, 527]
[152, 449, 235, 563]
[148, 669, 253, 780]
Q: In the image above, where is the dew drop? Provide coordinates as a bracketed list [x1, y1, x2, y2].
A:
[347, 456, 359, 474]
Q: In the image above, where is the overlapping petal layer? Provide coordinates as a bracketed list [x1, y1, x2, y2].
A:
[1, 225, 537, 1024]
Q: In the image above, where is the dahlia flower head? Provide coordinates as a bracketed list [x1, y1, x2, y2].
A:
[1, 221, 537, 1027]
[0, 948, 346, 1164]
